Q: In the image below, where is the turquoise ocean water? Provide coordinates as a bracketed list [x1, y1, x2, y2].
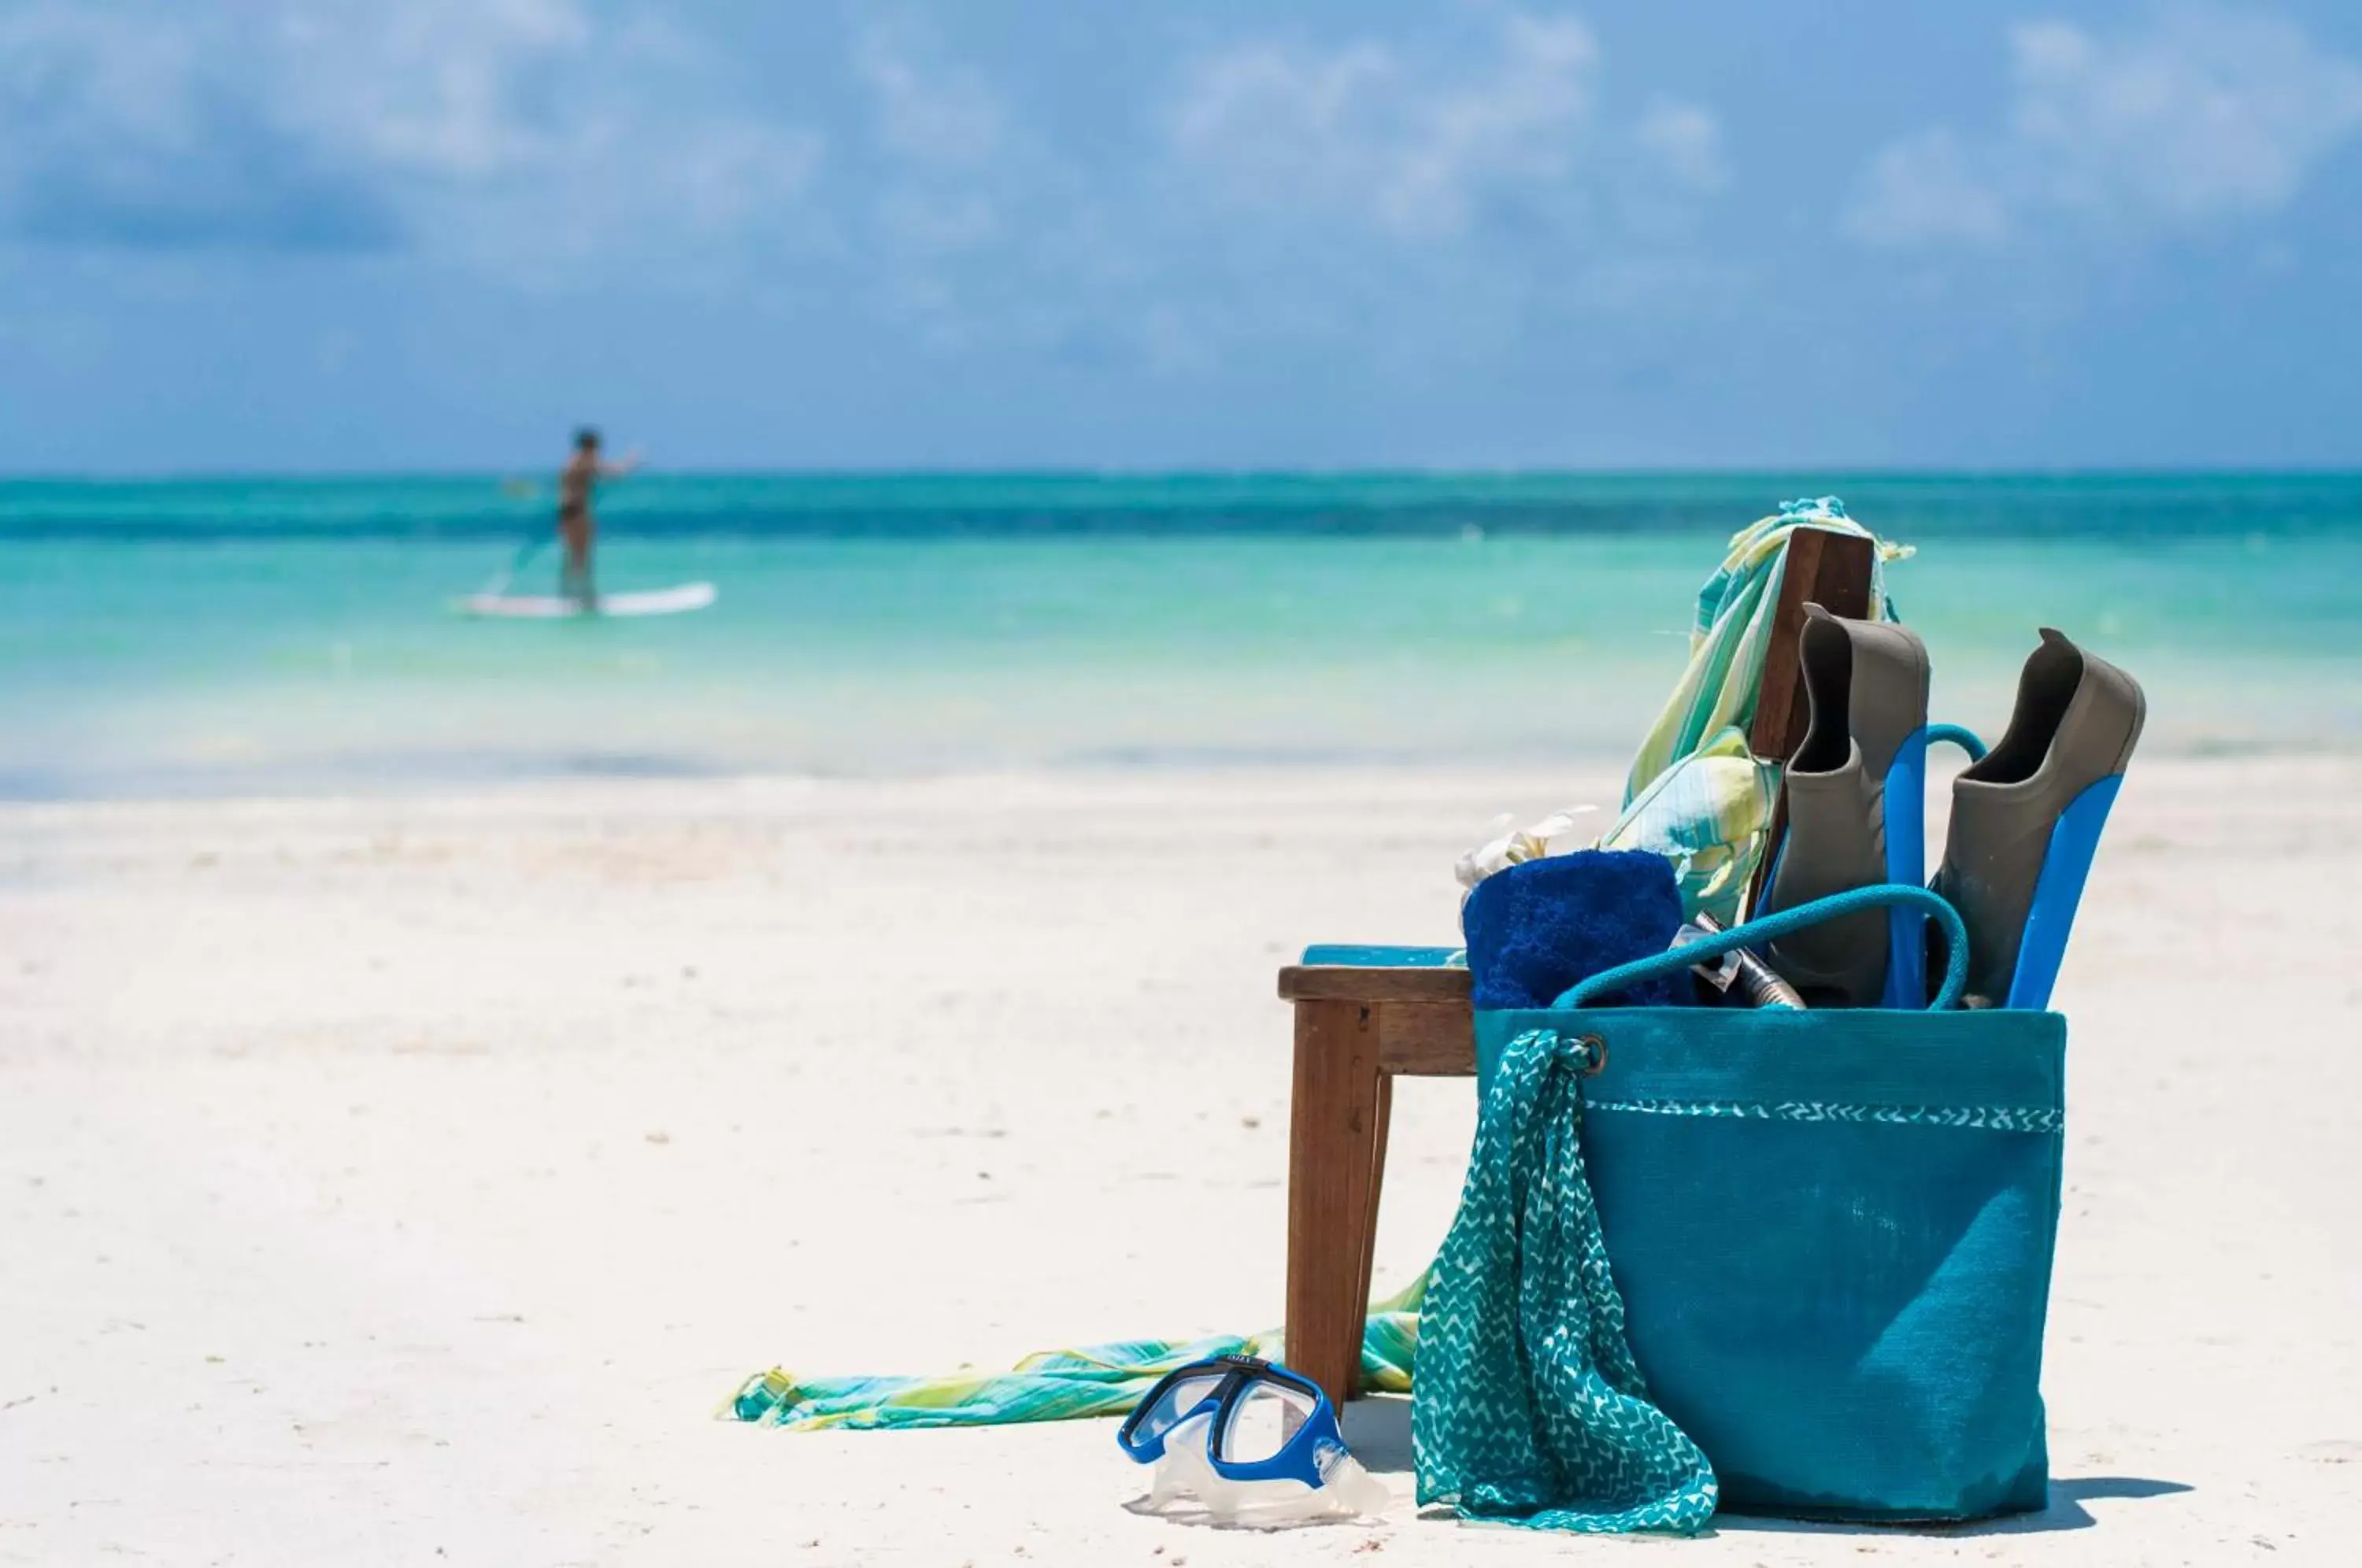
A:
[3, 472, 2356, 799]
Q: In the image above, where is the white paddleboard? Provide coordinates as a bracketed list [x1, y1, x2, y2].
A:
[456, 582, 717, 619]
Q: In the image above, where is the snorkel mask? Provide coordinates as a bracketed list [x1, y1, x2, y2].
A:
[1116, 1355, 1387, 1528]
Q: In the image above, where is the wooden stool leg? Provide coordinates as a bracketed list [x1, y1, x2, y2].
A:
[1285, 999, 1390, 1407]
[1353, 1073, 1393, 1322]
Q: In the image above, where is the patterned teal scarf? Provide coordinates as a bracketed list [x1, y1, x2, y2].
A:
[1412, 1027, 1717, 1533]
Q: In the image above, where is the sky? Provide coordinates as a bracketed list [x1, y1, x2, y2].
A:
[5, 1, 2362, 472]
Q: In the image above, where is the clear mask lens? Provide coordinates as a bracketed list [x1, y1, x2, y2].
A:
[1217, 1378, 1319, 1465]
[1129, 1372, 1223, 1450]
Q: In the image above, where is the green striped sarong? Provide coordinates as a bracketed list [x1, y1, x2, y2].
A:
[731, 1276, 1423, 1429]
[1605, 498, 1906, 924]
[1623, 497, 1905, 808]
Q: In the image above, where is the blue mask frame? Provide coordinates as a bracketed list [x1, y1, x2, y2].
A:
[1116, 1354, 1348, 1488]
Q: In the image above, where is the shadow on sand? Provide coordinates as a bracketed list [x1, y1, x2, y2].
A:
[1342, 1399, 2190, 1536]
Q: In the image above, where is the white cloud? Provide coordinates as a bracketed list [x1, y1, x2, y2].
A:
[874, 188, 1000, 257]
[2011, 14, 2362, 221]
[855, 22, 1005, 168]
[0, 0, 822, 263]
[1634, 100, 1726, 193]
[1848, 131, 2013, 246]
[0, 6, 390, 250]
[271, 0, 594, 184]
[1848, 9, 2362, 248]
[849, 20, 1023, 344]
[1166, 12, 1601, 239]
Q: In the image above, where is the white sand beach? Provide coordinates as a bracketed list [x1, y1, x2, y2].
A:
[4, 758, 2357, 1565]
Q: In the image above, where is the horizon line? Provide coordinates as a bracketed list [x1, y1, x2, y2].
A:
[8, 463, 2362, 485]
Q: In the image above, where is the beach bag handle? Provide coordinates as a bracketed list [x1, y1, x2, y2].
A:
[1556, 885, 1971, 1011]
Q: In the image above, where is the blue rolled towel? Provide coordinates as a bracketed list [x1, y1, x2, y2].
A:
[1461, 849, 1690, 1011]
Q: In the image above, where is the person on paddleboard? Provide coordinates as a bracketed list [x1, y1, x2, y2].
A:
[557, 427, 640, 605]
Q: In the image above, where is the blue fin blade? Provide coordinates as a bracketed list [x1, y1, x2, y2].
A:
[2005, 773, 2125, 1011]
[1879, 727, 1929, 1009]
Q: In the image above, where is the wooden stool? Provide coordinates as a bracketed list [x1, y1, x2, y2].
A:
[1272, 526, 1875, 1408]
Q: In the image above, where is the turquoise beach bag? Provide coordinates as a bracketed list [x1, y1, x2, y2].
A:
[1423, 886, 2064, 1526]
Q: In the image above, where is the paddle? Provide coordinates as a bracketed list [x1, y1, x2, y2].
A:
[479, 478, 552, 596]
